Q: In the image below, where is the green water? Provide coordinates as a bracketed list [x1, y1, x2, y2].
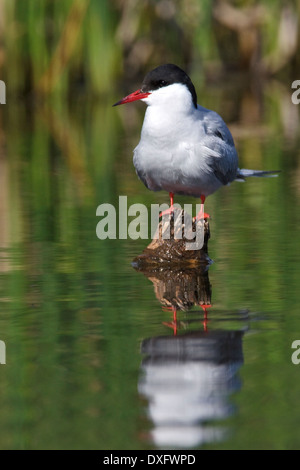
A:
[0, 79, 300, 450]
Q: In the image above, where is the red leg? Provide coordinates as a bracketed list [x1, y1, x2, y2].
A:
[201, 304, 211, 332]
[194, 194, 210, 221]
[160, 192, 175, 218]
[162, 305, 178, 335]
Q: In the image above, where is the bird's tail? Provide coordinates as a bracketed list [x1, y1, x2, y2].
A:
[236, 168, 280, 181]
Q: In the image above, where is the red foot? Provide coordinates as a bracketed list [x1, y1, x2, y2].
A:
[193, 211, 210, 222]
[193, 195, 210, 221]
[162, 306, 173, 312]
[160, 206, 174, 218]
[162, 305, 178, 335]
[200, 304, 212, 312]
[162, 321, 178, 335]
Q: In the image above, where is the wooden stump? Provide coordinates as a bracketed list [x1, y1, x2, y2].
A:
[132, 208, 212, 310]
[133, 207, 211, 268]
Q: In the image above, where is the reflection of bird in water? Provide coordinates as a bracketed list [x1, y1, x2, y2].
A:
[134, 253, 246, 448]
[114, 63, 278, 219]
[139, 329, 244, 448]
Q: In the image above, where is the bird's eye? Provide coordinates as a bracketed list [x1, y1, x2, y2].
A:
[158, 80, 167, 87]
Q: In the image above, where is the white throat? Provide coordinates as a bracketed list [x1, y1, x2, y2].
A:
[141, 83, 197, 140]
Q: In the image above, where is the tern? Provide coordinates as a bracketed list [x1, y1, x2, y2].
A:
[113, 64, 277, 219]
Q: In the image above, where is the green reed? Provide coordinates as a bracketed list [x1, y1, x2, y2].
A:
[2, 0, 299, 98]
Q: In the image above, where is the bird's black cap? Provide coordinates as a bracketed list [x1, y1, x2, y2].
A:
[140, 64, 198, 108]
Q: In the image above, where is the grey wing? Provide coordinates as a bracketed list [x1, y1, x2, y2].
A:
[200, 109, 239, 185]
[133, 150, 150, 189]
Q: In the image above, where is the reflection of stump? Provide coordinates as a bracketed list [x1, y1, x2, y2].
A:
[133, 265, 211, 311]
[133, 208, 210, 267]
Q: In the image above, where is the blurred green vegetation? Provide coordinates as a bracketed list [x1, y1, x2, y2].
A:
[0, 0, 300, 450]
[1, 0, 300, 97]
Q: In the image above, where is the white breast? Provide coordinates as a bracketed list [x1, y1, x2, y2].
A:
[133, 84, 238, 197]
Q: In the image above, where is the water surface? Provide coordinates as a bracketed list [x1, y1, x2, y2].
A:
[0, 80, 300, 449]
